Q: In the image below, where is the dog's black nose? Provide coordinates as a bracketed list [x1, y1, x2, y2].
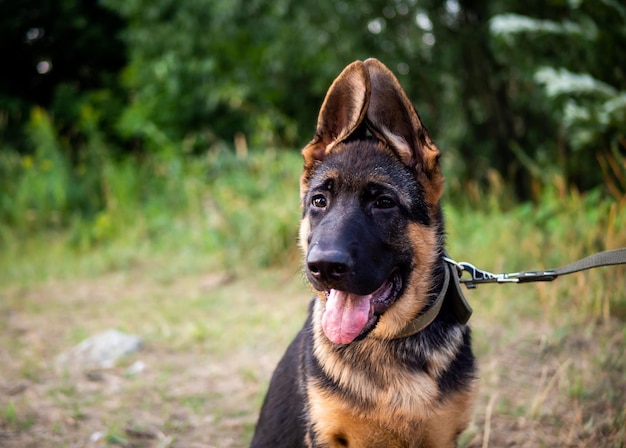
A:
[307, 247, 352, 284]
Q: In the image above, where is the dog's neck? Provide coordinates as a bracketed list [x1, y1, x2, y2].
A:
[392, 260, 472, 339]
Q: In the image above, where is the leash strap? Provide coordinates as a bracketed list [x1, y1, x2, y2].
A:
[445, 248, 626, 289]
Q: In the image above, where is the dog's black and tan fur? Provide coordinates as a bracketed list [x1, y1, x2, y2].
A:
[251, 59, 476, 448]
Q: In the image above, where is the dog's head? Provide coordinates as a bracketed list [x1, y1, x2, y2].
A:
[299, 59, 445, 344]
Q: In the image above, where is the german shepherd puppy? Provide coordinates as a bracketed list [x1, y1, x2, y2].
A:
[251, 59, 476, 448]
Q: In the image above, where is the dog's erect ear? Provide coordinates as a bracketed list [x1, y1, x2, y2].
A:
[364, 58, 443, 204]
[301, 61, 371, 175]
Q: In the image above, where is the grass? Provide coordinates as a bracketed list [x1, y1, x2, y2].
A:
[1, 149, 625, 447]
[444, 190, 626, 447]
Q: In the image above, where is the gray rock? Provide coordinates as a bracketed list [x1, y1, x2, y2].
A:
[56, 329, 143, 369]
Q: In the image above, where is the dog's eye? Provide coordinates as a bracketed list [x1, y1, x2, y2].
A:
[374, 196, 396, 209]
[312, 195, 327, 208]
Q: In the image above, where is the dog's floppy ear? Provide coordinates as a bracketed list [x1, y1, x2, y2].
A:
[364, 58, 443, 205]
[301, 61, 370, 177]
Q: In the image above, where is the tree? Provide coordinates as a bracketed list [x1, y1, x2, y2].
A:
[488, 0, 626, 194]
[2, 0, 623, 199]
[0, 0, 126, 151]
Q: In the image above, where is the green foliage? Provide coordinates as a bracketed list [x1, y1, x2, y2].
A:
[0, 135, 301, 281]
[2, 108, 71, 230]
[101, 0, 393, 149]
[448, 184, 626, 269]
[1, 107, 111, 232]
[0, 0, 126, 151]
[205, 149, 302, 267]
[489, 0, 626, 193]
[1, 0, 625, 269]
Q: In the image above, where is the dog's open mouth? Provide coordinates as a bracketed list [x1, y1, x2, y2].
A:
[321, 271, 403, 344]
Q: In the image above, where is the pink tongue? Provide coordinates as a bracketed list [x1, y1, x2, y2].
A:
[322, 289, 371, 344]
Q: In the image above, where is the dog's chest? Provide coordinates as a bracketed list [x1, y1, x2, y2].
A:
[306, 340, 445, 446]
[306, 380, 434, 448]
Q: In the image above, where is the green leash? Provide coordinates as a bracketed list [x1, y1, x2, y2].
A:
[444, 248, 626, 289]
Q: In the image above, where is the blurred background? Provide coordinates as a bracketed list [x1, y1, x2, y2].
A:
[1, 1, 625, 447]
